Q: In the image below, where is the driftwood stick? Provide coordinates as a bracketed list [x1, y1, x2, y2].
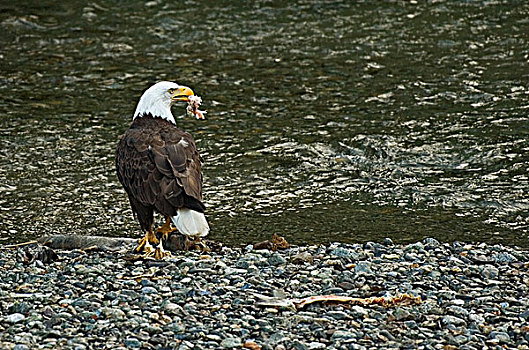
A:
[254, 293, 422, 310]
[2, 240, 39, 249]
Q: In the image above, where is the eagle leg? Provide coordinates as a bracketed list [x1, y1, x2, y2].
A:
[135, 230, 159, 254]
[156, 217, 178, 242]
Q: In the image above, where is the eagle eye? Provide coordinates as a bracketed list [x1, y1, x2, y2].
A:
[168, 88, 175, 94]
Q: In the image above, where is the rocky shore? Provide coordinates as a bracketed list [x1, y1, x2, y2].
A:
[1, 237, 529, 349]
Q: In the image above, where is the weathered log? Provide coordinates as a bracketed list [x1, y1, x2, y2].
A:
[37, 234, 222, 253]
[38, 235, 135, 251]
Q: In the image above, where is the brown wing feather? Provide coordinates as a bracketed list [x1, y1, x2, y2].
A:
[116, 115, 205, 226]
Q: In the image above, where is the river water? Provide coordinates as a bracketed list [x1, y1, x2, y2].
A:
[1, 1, 528, 246]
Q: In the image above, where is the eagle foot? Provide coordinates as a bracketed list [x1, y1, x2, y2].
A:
[140, 243, 171, 260]
[153, 247, 171, 260]
[135, 231, 160, 253]
[156, 218, 179, 242]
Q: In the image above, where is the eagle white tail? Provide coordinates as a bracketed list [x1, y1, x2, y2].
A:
[172, 209, 209, 237]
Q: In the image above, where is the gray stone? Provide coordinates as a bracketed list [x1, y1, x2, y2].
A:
[453, 334, 468, 345]
[8, 301, 29, 314]
[405, 242, 424, 251]
[292, 341, 308, 350]
[447, 305, 469, 318]
[163, 302, 183, 315]
[3, 239, 529, 350]
[267, 253, 286, 266]
[520, 310, 529, 320]
[422, 238, 440, 247]
[331, 330, 357, 340]
[124, 338, 141, 348]
[167, 322, 186, 333]
[220, 337, 242, 348]
[307, 342, 326, 349]
[326, 311, 349, 320]
[382, 238, 394, 246]
[330, 247, 362, 260]
[481, 266, 499, 279]
[13, 345, 30, 350]
[489, 331, 510, 343]
[141, 286, 158, 294]
[442, 315, 467, 327]
[404, 320, 418, 329]
[103, 307, 126, 320]
[351, 305, 369, 317]
[72, 299, 91, 308]
[6, 313, 25, 324]
[354, 261, 372, 275]
[392, 308, 411, 321]
[492, 252, 517, 263]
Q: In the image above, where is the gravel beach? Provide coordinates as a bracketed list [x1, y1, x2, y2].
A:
[1, 237, 529, 349]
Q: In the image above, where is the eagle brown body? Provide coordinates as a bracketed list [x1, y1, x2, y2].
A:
[116, 113, 205, 235]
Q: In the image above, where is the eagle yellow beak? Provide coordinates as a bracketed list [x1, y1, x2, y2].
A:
[170, 86, 194, 102]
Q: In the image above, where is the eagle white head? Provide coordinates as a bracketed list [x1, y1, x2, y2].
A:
[133, 81, 195, 124]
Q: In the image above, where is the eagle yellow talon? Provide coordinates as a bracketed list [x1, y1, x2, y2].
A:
[135, 237, 147, 253]
[144, 246, 155, 257]
[156, 217, 178, 242]
[154, 248, 171, 260]
[135, 230, 159, 253]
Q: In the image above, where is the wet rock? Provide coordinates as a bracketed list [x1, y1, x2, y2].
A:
[423, 238, 440, 247]
[329, 247, 362, 260]
[292, 252, 314, 264]
[354, 261, 372, 275]
[492, 252, 517, 263]
[124, 338, 141, 348]
[141, 286, 158, 294]
[6, 313, 25, 324]
[292, 341, 309, 350]
[8, 301, 30, 314]
[331, 330, 357, 340]
[382, 238, 394, 246]
[392, 308, 412, 321]
[13, 345, 30, 350]
[326, 311, 349, 320]
[519, 310, 529, 320]
[220, 337, 242, 348]
[489, 331, 510, 343]
[267, 253, 286, 266]
[442, 315, 467, 327]
[102, 307, 126, 320]
[480, 266, 499, 279]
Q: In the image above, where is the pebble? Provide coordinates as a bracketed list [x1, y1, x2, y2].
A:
[220, 337, 242, 348]
[1, 239, 529, 349]
[481, 266, 499, 279]
[141, 286, 158, 294]
[13, 345, 30, 350]
[489, 331, 510, 343]
[267, 253, 286, 266]
[124, 338, 141, 348]
[6, 313, 25, 324]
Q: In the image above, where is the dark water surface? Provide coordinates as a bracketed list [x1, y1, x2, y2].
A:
[1, 1, 528, 246]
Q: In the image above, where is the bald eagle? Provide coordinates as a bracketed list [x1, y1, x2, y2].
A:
[115, 81, 209, 258]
